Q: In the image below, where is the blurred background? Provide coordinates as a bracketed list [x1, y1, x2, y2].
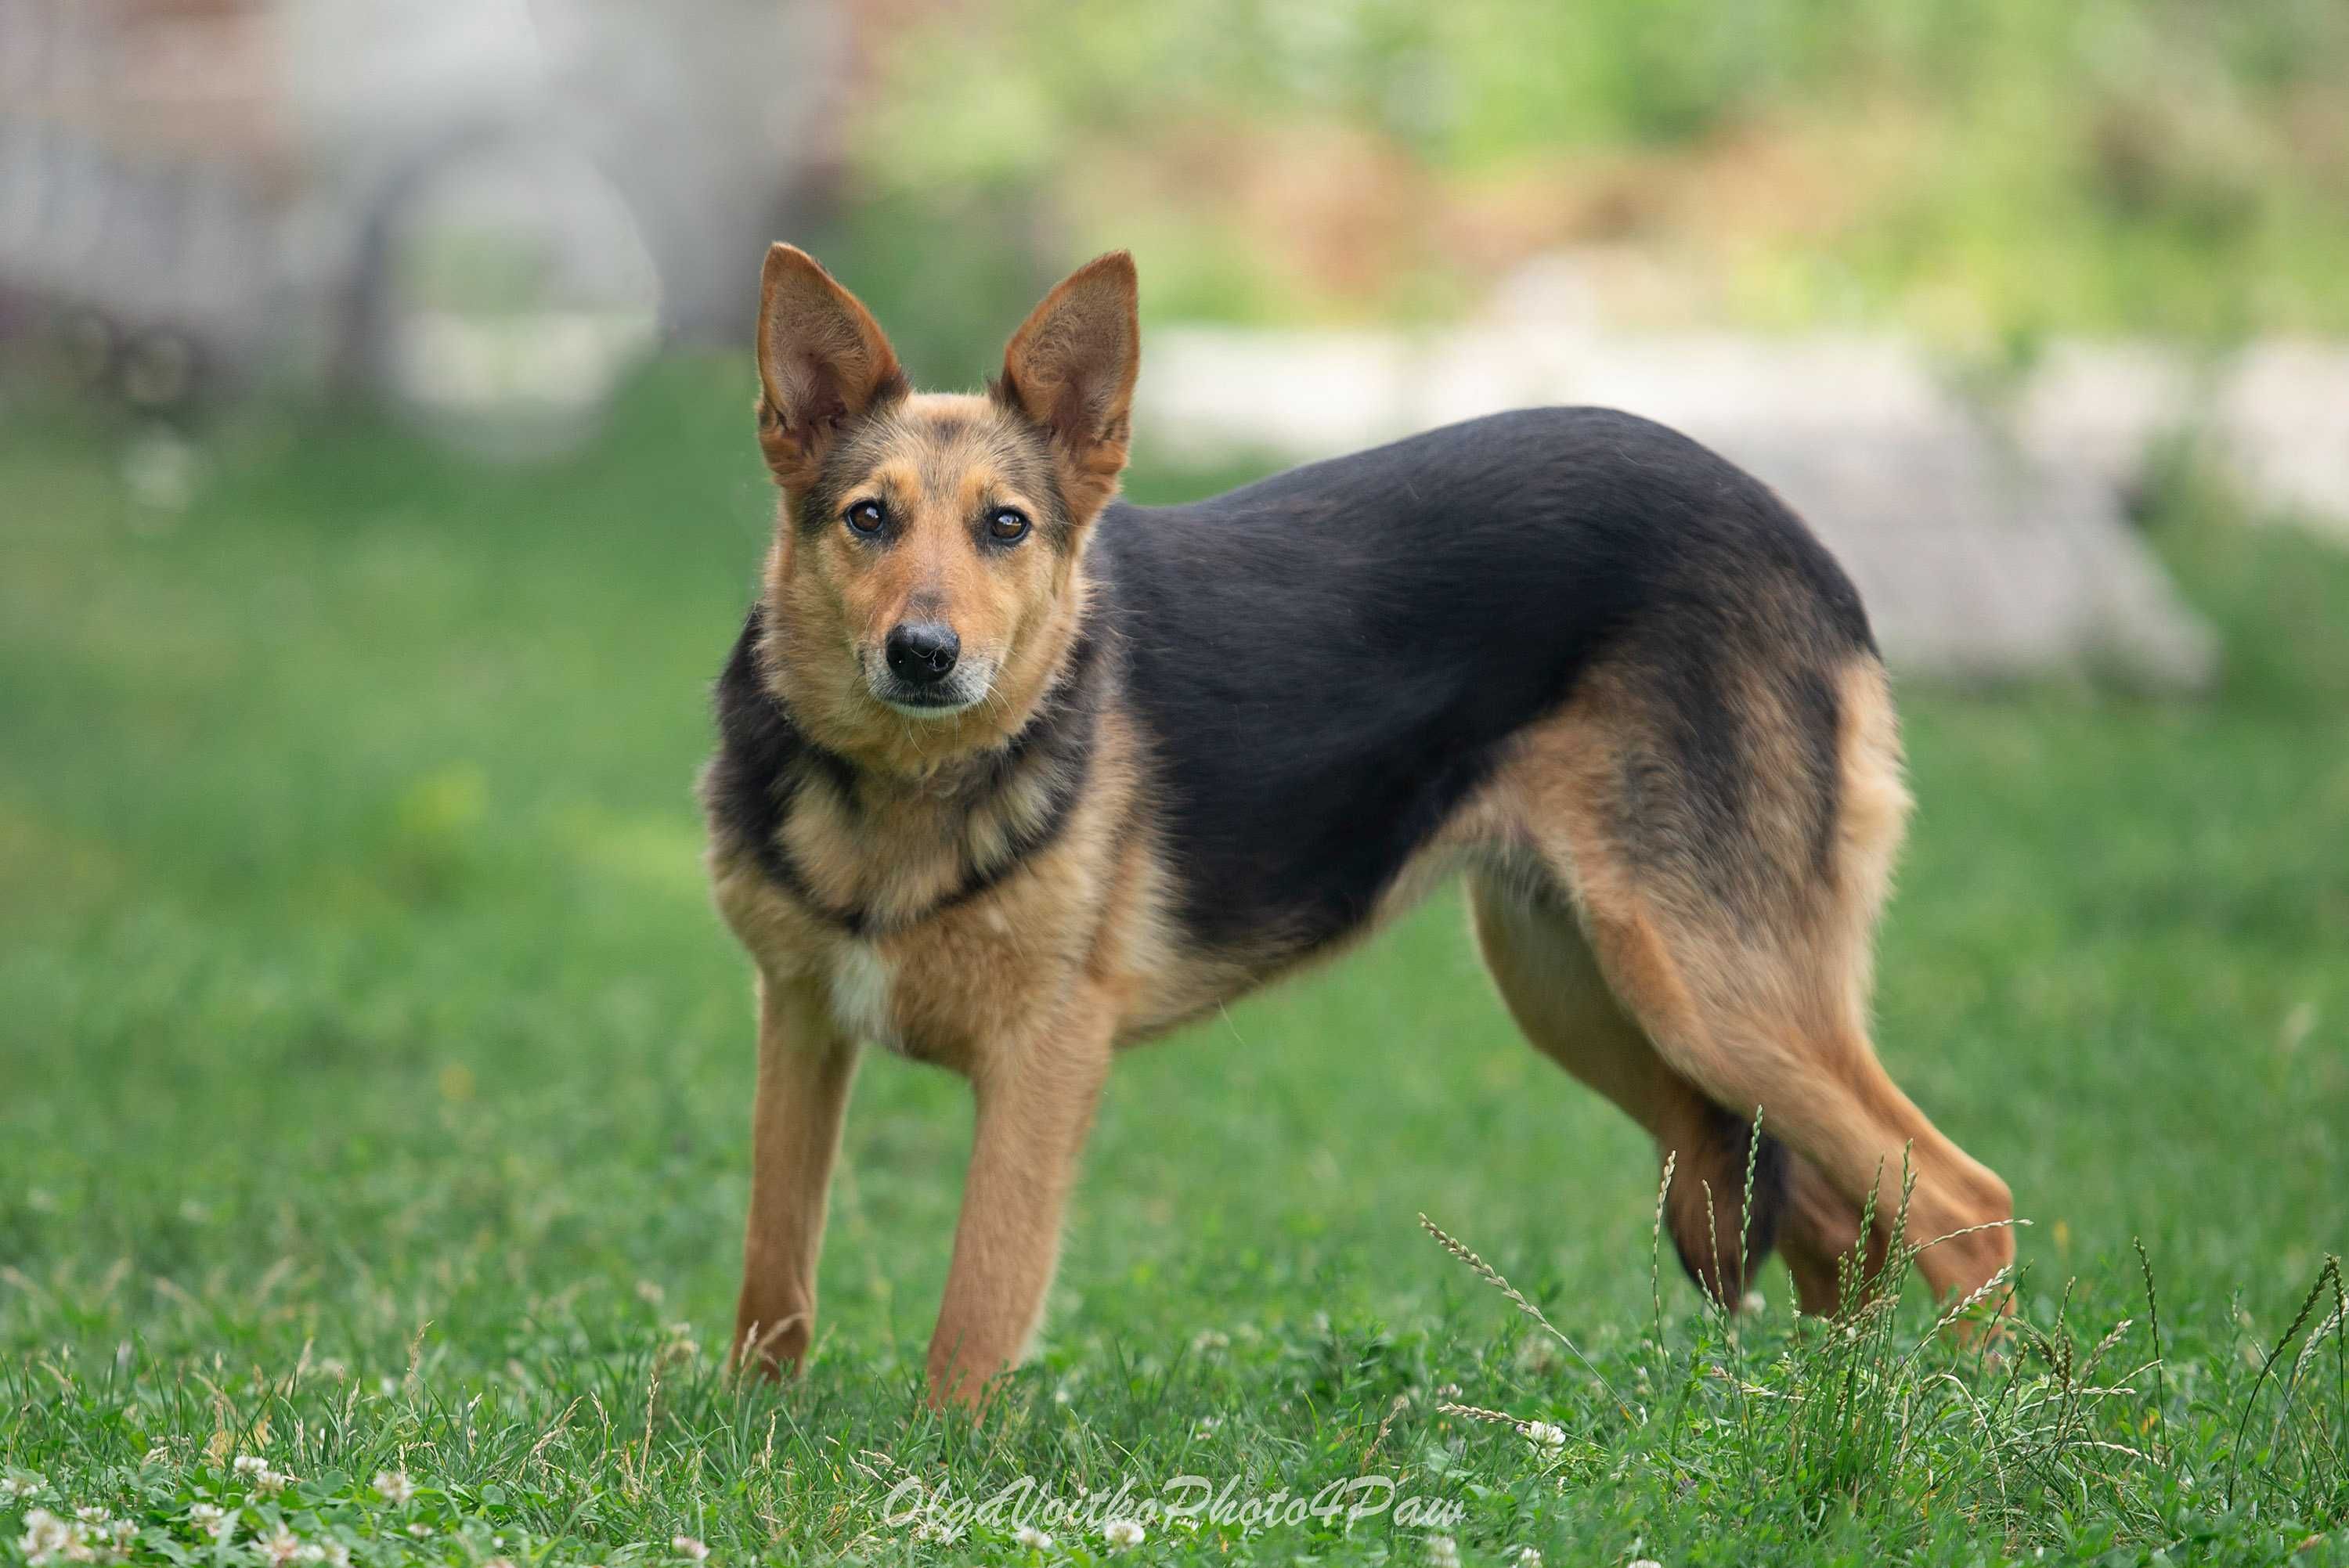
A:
[8, 0, 2349, 672]
[3, 0, 2347, 1432]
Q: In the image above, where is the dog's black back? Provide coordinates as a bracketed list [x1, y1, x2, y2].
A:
[1093, 406, 1875, 956]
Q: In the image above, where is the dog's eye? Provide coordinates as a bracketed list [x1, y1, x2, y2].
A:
[987, 507, 1030, 542]
[844, 499, 886, 535]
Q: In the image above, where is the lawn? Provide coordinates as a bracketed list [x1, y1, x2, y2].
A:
[3, 366, 2346, 1565]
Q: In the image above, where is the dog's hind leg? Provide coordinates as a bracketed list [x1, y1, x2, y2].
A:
[1780, 1153, 1890, 1316]
[1469, 866, 1787, 1307]
[1472, 867, 1877, 1312]
[1504, 657, 2013, 1310]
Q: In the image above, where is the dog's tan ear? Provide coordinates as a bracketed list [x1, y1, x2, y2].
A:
[998, 251, 1140, 522]
[755, 244, 905, 492]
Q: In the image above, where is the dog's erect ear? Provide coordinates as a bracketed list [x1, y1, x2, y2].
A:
[998, 251, 1140, 523]
[755, 244, 905, 492]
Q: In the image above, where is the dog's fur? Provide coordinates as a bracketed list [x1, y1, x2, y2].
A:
[702, 246, 2015, 1407]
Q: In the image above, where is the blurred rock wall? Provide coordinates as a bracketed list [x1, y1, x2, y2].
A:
[1133, 262, 2321, 689]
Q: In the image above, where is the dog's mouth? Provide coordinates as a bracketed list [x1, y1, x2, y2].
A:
[863, 654, 996, 719]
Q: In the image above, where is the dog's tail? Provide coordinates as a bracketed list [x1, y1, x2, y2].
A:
[1662, 1100, 1791, 1308]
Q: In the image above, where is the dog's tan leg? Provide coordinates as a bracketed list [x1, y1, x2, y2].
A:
[1557, 822, 2014, 1310]
[1470, 870, 1870, 1310]
[1506, 658, 2012, 1311]
[731, 975, 859, 1377]
[1595, 908, 2011, 1305]
[1470, 870, 1759, 1302]
[1470, 869, 1697, 1143]
[1781, 1155, 1889, 1314]
[926, 996, 1113, 1410]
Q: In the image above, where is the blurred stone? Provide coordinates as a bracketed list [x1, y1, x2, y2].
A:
[1711, 424, 2215, 690]
[1138, 323, 2218, 690]
[2015, 339, 2349, 545]
[2213, 341, 2349, 539]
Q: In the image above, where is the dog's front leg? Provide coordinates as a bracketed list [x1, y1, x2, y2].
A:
[731, 974, 857, 1378]
[926, 998, 1113, 1410]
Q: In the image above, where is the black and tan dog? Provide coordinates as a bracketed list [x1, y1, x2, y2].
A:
[703, 246, 2014, 1406]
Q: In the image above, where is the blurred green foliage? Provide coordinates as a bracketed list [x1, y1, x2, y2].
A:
[804, 0, 2349, 369]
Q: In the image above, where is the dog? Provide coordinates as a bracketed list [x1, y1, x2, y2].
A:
[702, 245, 2015, 1408]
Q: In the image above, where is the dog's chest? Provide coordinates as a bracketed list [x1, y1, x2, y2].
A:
[800, 899, 1036, 1070]
[821, 939, 900, 1051]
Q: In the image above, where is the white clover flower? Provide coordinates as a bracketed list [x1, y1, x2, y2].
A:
[671, 1535, 709, 1562]
[913, 1519, 961, 1544]
[1103, 1518, 1146, 1550]
[253, 1469, 289, 1496]
[322, 1542, 351, 1568]
[1521, 1421, 1567, 1447]
[73, 1509, 109, 1527]
[188, 1505, 226, 1530]
[371, 1471, 415, 1506]
[296, 1545, 327, 1564]
[17, 1509, 72, 1566]
[232, 1456, 269, 1478]
[2, 1474, 49, 1501]
[1427, 1535, 1461, 1568]
[259, 1528, 304, 1567]
[1189, 1328, 1229, 1354]
[406, 1524, 432, 1538]
[1014, 1524, 1054, 1550]
[1516, 1550, 1543, 1567]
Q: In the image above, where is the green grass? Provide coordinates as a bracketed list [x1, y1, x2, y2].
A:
[3, 366, 2347, 1565]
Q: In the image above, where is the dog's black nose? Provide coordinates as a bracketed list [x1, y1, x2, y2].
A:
[885, 621, 960, 685]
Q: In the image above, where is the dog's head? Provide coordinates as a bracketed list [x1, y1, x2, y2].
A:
[750, 246, 1138, 766]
